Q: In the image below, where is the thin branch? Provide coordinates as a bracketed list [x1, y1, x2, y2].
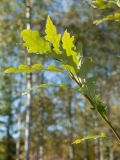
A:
[70, 71, 120, 143]
[85, 94, 120, 143]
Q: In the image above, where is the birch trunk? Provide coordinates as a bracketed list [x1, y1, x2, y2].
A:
[39, 73, 44, 160]
[24, 0, 32, 160]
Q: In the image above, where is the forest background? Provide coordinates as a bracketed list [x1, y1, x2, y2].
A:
[0, 0, 120, 160]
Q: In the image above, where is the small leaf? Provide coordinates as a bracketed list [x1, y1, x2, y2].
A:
[91, 0, 107, 9]
[18, 65, 29, 72]
[4, 67, 18, 73]
[4, 64, 63, 73]
[78, 57, 94, 78]
[72, 132, 106, 144]
[93, 95, 107, 116]
[46, 65, 63, 72]
[45, 16, 61, 54]
[59, 83, 68, 87]
[62, 30, 78, 65]
[94, 12, 120, 25]
[61, 64, 76, 74]
[31, 64, 43, 70]
[21, 29, 51, 53]
[92, 0, 120, 9]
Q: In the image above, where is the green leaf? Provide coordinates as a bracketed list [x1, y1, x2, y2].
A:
[45, 65, 63, 72]
[92, 0, 107, 9]
[61, 64, 76, 74]
[77, 57, 94, 78]
[92, 0, 120, 9]
[31, 64, 43, 70]
[4, 67, 17, 73]
[49, 52, 78, 74]
[22, 83, 69, 95]
[59, 83, 69, 87]
[5, 64, 42, 73]
[5, 65, 30, 73]
[72, 132, 106, 144]
[93, 95, 107, 116]
[94, 12, 120, 25]
[62, 30, 79, 65]
[4, 64, 63, 73]
[21, 29, 51, 53]
[45, 16, 61, 54]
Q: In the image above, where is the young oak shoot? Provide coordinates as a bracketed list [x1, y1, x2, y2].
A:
[4, 15, 120, 144]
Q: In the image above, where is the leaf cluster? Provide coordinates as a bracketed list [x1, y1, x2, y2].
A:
[4, 15, 109, 143]
[5, 16, 96, 100]
[92, 0, 120, 24]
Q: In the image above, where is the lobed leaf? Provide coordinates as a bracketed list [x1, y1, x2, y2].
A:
[45, 16, 61, 54]
[4, 64, 63, 73]
[62, 30, 79, 65]
[21, 29, 51, 53]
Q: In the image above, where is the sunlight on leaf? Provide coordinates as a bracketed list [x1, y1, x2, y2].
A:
[45, 65, 63, 72]
[61, 64, 76, 74]
[4, 64, 63, 73]
[45, 16, 61, 54]
[4, 67, 18, 73]
[72, 132, 106, 144]
[91, 0, 107, 9]
[62, 30, 78, 65]
[94, 12, 120, 24]
[21, 29, 51, 53]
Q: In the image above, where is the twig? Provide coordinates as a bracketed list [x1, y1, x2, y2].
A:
[85, 94, 120, 143]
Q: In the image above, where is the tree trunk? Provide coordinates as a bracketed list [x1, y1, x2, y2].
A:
[93, 113, 100, 160]
[16, 114, 21, 160]
[24, 1, 32, 160]
[83, 107, 89, 160]
[39, 73, 44, 160]
[39, 142, 44, 160]
[33, 148, 38, 160]
[99, 139, 104, 160]
[68, 145, 74, 160]
[67, 85, 74, 160]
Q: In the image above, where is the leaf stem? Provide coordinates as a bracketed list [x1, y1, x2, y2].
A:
[71, 74, 120, 143]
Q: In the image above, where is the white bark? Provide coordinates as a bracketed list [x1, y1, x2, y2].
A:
[99, 139, 104, 160]
[24, 1, 32, 160]
[39, 145, 44, 160]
